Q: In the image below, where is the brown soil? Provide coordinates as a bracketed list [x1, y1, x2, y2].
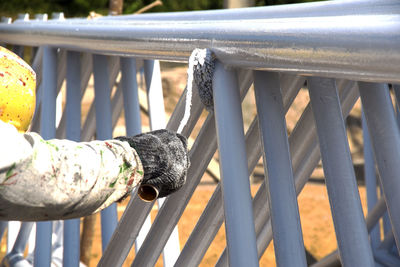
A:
[86, 183, 367, 266]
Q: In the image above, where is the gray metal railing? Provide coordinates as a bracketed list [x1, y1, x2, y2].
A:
[0, 0, 399, 266]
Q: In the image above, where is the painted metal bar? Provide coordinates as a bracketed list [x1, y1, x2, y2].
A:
[308, 77, 374, 266]
[379, 230, 396, 251]
[92, 54, 118, 251]
[34, 45, 58, 267]
[143, 60, 166, 130]
[63, 50, 82, 267]
[10, 222, 33, 254]
[1, 222, 34, 267]
[143, 59, 181, 266]
[1, 15, 399, 83]
[100, 64, 213, 267]
[56, 52, 92, 139]
[132, 60, 163, 253]
[358, 82, 400, 253]
[312, 197, 388, 267]
[81, 56, 120, 142]
[374, 249, 400, 266]
[216, 79, 359, 267]
[131, 69, 252, 267]
[120, 57, 141, 136]
[362, 110, 381, 249]
[31, 49, 67, 133]
[253, 71, 307, 267]
[178, 74, 304, 267]
[212, 61, 258, 267]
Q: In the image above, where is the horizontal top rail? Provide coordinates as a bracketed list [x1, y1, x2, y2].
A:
[0, 4, 399, 83]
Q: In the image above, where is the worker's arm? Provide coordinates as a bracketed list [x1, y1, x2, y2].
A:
[0, 120, 142, 221]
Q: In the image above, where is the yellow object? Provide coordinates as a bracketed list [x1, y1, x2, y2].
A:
[0, 46, 36, 132]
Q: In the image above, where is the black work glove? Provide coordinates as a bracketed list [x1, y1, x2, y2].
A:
[116, 129, 189, 198]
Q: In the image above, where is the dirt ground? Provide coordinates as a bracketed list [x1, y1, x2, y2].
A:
[85, 183, 368, 266]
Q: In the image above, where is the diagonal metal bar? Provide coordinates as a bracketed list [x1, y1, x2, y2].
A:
[212, 61, 258, 267]
[362, 110, 381, 250]
[56, 52, 93, 139]
[254, 71, 307, 267]
[217, 79, 360, 266]
[358, 82, 400, 254]
[99, 63, 225, 267]
[130, 69, 253, 267]
[308, 77, 374, 266]
[177, 74, 304, 267]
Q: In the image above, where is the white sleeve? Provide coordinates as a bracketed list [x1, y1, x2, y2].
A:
[0, 120, 143, 221]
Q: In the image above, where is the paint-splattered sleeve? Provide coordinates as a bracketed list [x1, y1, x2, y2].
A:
[0, 120, 143, 221]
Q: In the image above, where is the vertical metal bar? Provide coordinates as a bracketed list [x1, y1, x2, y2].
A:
[213, 61, 258, 267]
[143, 59, 181, 266]
[312, 197, 388, 267]
[120, 57, 141, 136]
[143, 60, 166, 130]
[217, 79, 359, 267]
[253, 71, 307, 267]
[358, 82, 400, 254]
[362, 110, 380, 249]
[63, 50, 82, 267]
[178, 74, 303, 267]
[308, 77, 374, 267]
[101, 65, 212, 267]
[35, 45, 58, 267]
[93, 54, 118, 251]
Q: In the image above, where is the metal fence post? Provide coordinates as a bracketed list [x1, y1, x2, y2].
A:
[35, 45, 58, 267]
[63, 50, 82, 267]
[93, 54, 118, 251]
[120, 57, 141, 136]
[362, 110, 381, 250]
[308, 77, 374, 267]
[254, 71, 307, 267]
[213, 61, 258, 267]
[358, 82, 400, 254]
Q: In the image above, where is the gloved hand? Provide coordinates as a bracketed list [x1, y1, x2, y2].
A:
[116, 129, 189, 198]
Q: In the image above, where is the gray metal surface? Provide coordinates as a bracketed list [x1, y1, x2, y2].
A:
[92, 54, 118, 251]
[0, 14, 399, 83]
[212, 61, 258, 267]
[358, 82, 400, 253]
[308, 77, 374, 266]
[63, 50, 82, 267]
[254, 71, 306, 267]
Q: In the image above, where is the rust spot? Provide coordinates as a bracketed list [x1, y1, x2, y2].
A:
[18, 78, 26, 86]
[105, 142, 113, 149]
[0, 73, 3, 77]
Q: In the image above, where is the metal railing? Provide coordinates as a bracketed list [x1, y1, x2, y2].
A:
[0, 0, 400, 266]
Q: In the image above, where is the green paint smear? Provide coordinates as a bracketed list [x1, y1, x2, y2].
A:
[119, 161, 132, 174]
[41, 139, 59, 151]
[109, 180, 117, 188]
[136, 170, 143, 176]
[5, 163, 16, 180]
